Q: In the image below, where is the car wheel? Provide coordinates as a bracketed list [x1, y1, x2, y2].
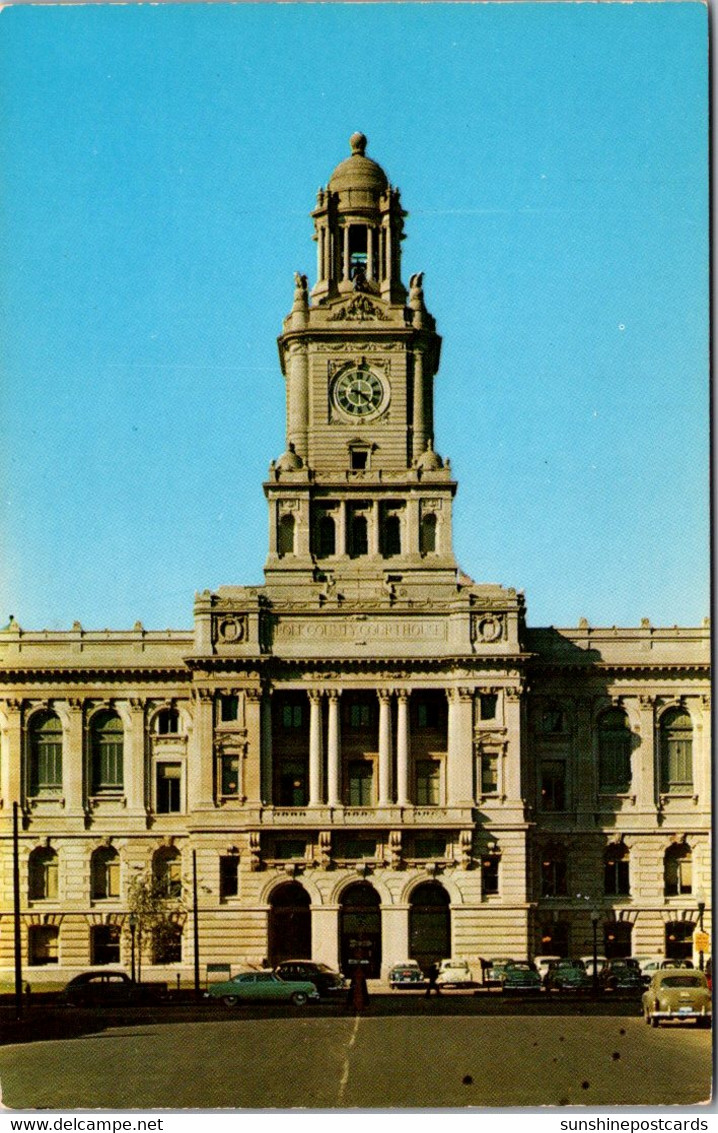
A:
[222, 995, 239, 1007]
[291, 992, 308, 1007]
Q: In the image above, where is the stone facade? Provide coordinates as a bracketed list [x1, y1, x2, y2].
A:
[0, 135, 710, 983]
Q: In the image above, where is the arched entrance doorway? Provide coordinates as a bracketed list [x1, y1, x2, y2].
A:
[409, 881, 450, 972]
[268, 882, 311, 965]
[339, 882, 381, 977]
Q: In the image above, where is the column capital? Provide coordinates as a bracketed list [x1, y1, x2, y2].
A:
[2, 698, 23, 713]
[245, 688, 262, 703]
[638, 694, 656, 710]
[377, 688, 393, 704]
[326, 688, 342, 703]
[504, 686, 523, 702]
[129, 697, 146, 712]
[66, 697, 84, 712]
[308, 689, 324, 705]
[195, 688, 214, 703]
[395, 688, 410, 703]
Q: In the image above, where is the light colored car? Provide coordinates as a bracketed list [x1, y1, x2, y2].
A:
[533, 955, 562, 981]
[642, 968, 712, 1027]
[634, 956, 665, 986]
[580, 955, 607, 979]
[436, 959, 474, 988]
[205, 970, 320, 1007]
[484, 957, 514, 988]
[389, 960, 426, 990]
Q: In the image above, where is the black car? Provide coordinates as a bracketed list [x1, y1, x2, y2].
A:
[599, 960, 644, 993]
[61, 971, 167, 1007]
[274, 960, 346, 997]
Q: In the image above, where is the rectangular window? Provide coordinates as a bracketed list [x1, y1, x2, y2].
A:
[336, 837, 376, 860]
[219, 754, 240, 797]
[35, 740, 63, 794]
[348, 760, 374, 806]
[541, 859, 567, 897]
[219, 855, 239, 899]
[415, 759, 441, 806]
[29, 925, 59, 966]
[349, 702, 373, 729]
[91, 925, 121, 965]
[220, 695, 239, 723]
[97, 741, 123, 792]
[480, 694, 498, 721]
[281, 704, 303, 729]
[599, 737, 631, 792]
[275, 839, 306, 860]
[414, 834, 445, 859]
[156, 762, 182, 813]
[350, 449, 368, 470]
[481, 752, 499, 795]
[482, 855, 500, 896]
[277, 759, 308, 806]
[665, 740, 692, 791]
[540, 761, 566, 811]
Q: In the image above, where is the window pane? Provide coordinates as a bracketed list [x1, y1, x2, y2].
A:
[348, 761, 373, 806]
[220, 756, 239, 797]
[415, 760, 440, 806]
[219, 855, 239, 898]
[481, 753, 498, 794]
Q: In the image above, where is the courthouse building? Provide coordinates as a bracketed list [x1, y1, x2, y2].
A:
[0, 136, 710, 982]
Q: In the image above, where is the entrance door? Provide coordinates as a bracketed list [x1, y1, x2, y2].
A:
[409, 882, 450, 972]
[268, 882, 311, 965]
[339, 882, 381, 977]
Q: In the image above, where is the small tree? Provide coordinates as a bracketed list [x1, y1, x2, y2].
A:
[125, 869, 184, 983]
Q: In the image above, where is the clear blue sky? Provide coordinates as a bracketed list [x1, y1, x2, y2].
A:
[0, 2, 709, 631]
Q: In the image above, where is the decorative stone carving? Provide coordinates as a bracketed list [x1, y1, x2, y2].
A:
[471, 613, 505, 643]
[388, 830, 402, 869]
[459, 829, 473, 870]
[214, 615, 248, 645]
[328, 295, 389, 322]
[249, 831, 261, 872]
[318, 830, 332, 868]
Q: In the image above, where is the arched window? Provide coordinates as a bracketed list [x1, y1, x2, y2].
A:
[155, 708, 179, 735]
[382, 514, 401, 557]
[664, 843, 692, 896]
[540, 845, 567, 897]
[153, 847, 182, 898]
[597, 708, 632, 792]
[278, 513, 296, 557]
[28, 846, 58, 900]
[317, 514, 336, 558]
[27, 711, 63, 797]
[660, 708, 693, 793]
[91, 846, 120, 900]
[604, 843, 630, 897]
[349, 514, 368, 558]
[420, 513, 437, 555]
[90, 710, 124, 795]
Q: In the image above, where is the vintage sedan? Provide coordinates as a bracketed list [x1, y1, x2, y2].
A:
[600, 960, 643, 994]
[484, 957, 515, 988]
[389, 960, 426, 990]
[544, 959, 591, 993]
[61, 971, 167, 1007]
[205, 970, 320, 1007]
[642, 969, 712, 1027]
[501, 961, 542, 994]
[274, 960, 346, 997]
[436, 959, 474, 988]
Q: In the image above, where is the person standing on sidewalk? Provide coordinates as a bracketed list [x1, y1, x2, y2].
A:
[425, 961, 441, 995]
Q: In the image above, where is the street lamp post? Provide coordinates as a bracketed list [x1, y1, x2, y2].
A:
[590, 908, 600, 996]
[129, 913, 137, 984]
[697, 890, 706, 971]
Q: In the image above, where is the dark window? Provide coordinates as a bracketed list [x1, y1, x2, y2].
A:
[156, 708, 179, 735]
[348, 224, 368, 277]
[604, 845, 630, 896]
[336, 837, 376, 860]
[482, 854, 500, 897]
[220, 695, 239, 723]
[28, 847, 58, 900]
[157, 763, 182, 813]
[350, 449, 368, 470]
[281, 703, 303, 729]
[598, 708, 632, 792]
[540, 921, 570, 957]
[277, 759, 308, 807]
[416, 759, 441, 806]
[278, 513, 295, 556]
[604, 921, 632, 959]
[154, 848, 182, 898]
[90, 710, 123, 794]
[479, 694, 497, 721]
[480, 752, 498, 795]
[413, 693, 446, 732]
[153, 923, 182, 965]
[91, 924, 120, 965]
[419, 513, 437, 554]
[541, 852, 567, 897]
[28, 711, 63, 796]
[348, 701, 373, 730]
[414, 834, 445, 859]
[348, 760, 374, 806]
[540, 705, 565, 734]
[540, 761, 566, 811]
[660, 708, 693, 793]
[219, 855, 239, 899]
[219, 754, 240, 797]
[275, 839, 306, 860]
[665, 921, 696, 961]
[382, 514, 401, 557]
[348, 513, 368, 558]
[91, 846, 120, 900]
[317, 514, 336, 558]
[28, 925, 59, 966]
[664, 844, 692, 896]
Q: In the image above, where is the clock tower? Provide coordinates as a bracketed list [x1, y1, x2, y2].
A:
[265, 133, 458, 602]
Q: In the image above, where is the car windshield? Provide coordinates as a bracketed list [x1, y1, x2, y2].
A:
[661, 976, 703, 988]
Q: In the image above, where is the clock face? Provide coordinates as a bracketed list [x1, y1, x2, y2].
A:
[333, 367, 387, 418]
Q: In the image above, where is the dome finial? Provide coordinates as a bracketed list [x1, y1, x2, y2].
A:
[350, 132, 367, 156]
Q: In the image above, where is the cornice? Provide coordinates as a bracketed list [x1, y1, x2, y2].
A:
[0, 666, 193, 685]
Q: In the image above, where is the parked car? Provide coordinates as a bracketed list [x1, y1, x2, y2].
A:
[599, 960, 644, 993]
[634, 957, 665, 986]
[61, 971, 167, 1007]
[389, 960, 426, 990]
[436, 959, 474, 988]
[642, 968, 712, 1027]
[205, 970, 320, 1007]
[661, 958, 694, 969]
[544, 959, 591, 993]
[501, 961, 542, 994]
[274, 960, 346, 997]
[580, 955, 607, 979]
[484, 957, 514, 988]
[533, 955, 562, 982]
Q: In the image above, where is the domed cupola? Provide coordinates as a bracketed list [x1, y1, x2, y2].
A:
[311, 133, 407, 306]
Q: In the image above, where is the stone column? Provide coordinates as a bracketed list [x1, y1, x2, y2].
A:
[260, 693, 273, 806]
[382, 904, 409, 977]
[287, 343, 309, 460]
[64, 699, 85, 814]
[312, 905, 340, 970]
[396, 691, 410, 806]
[378, 690, 393, 805]
[244, 690, 262, 804]
[308, 692, 324, 806]
[369, 501, 380, 557]
[189, 689, 215, 810]
[336, 502, 347, 558]
[1, 699, 22, 806]
[503, 687, 524, 803]
[127, 699, 147, 813]
[446, 688, 474, 806]
[367, 226, 375, 281]
[637, 696, 656, 810]
[412, 352, 426, 461]
[326, 691, 342, 807]
[342, 226, 350, 281]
